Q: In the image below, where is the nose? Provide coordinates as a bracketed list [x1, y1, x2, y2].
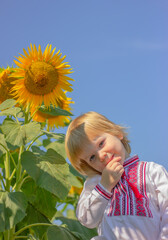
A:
[98, 150, 107, 162]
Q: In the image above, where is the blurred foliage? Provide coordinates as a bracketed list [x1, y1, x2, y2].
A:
[0, 99, 97, 240]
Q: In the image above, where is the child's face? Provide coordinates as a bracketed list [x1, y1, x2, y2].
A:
[79, 132, 129, 173]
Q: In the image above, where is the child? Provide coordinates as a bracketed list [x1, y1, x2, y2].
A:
[65, 111, 168, 240]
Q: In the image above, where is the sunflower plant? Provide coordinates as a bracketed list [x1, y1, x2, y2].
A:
[0, 45, 97, 240]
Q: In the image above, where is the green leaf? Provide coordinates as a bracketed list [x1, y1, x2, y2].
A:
[57, 217, 98, 240]
[47, 225, 80, 240]
[0, 191, 27, 231]
[42, 130, 65, 142]
[68, 169, 83, 188]
[66, 209, 77, 219]
[0, 107, 21, 118]
[31, 146, 46, 156]
[21, 178, 57, 219]
[27, 234, 38, 240]
[17, 111, 24, 118]
[1, 119, 16, 136]
[70, 231, 89, 240]
[0, 133, 8, 157]
[69, 165, 86, 182]
[16, 203, 51, 239]
[43, 138, 52, 148]
[45, 141, 67, 159]
[39, 105, 73, 117]
[1, 120, 41, 149]
[24, 122, 41, 143]
[0, 99, 16, 110]
[0, 154, 5, 169]
[34, 138, 43, 147]
[21, 149, 71, 200]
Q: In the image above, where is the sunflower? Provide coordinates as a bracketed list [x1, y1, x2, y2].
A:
[31, 96, 74, 128]
[11, 44, 74, 108]
[69, 186, 83, 195]
[69, 176, 83, 195]
[0, 68, 15, 104]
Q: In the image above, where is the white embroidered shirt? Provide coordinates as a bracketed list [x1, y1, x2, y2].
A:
[76, 155, 168, 240]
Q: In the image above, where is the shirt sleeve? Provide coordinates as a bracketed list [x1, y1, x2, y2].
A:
[76, 174, 112, 229]
[148, 162, 168, 239]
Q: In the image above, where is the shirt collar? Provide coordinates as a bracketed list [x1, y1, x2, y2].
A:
[123, 155, 139, 168]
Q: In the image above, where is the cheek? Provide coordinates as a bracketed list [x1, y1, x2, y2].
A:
[116, 140, 125, 152]
[98, 163, 105, 172]
[93, 162, 104, 172]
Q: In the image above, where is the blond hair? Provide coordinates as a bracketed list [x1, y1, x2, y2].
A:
[65, 111, 131, 176]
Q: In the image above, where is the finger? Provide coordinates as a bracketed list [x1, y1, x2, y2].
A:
[115, 165, 124, 173]
[107, 160, 122, 169]
[112, 156, 122, 162]
[106, 156, 122, 167]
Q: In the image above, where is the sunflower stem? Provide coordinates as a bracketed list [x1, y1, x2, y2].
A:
[28, 107, 39, 122]
[26, 133, 45, 151]
[3, 223, 15, 240]
[15, 146, 24, 191]
[10, 228, 15, 240]
[24, 112, 29, 124]
[14, 223, 52, 237]
[24, 104, 30, 124]
[46, 119, 49, 131]
[18, 175, 30, 190]
[12, 170, 27, 192]
[16, 170, 27, 190]
[5, 152, 11, 192]
[15, 116, 20, 124]
[60, 203, 68, 213]
[9, 168, 16, 182]
[0, 143, 17, 168]
[4, 230, 9, 240]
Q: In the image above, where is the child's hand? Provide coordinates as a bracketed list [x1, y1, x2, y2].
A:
[100, 156, 124, 192]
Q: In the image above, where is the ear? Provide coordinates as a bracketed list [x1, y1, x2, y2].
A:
[118, 134, 123, 140]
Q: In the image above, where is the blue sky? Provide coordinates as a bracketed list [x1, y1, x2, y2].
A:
[1, 1, 168, 170]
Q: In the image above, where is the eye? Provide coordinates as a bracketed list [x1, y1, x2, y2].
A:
[99, 140, 104, 148]
[90, 154, 95, 162]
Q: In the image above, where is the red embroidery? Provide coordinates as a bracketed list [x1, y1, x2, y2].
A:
[95, 184, 112, 200]
[114, 191, 121, 216]
[108, 157, 153, 218]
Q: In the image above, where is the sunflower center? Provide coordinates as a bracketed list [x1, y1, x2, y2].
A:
[24, 62, 58, 95]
